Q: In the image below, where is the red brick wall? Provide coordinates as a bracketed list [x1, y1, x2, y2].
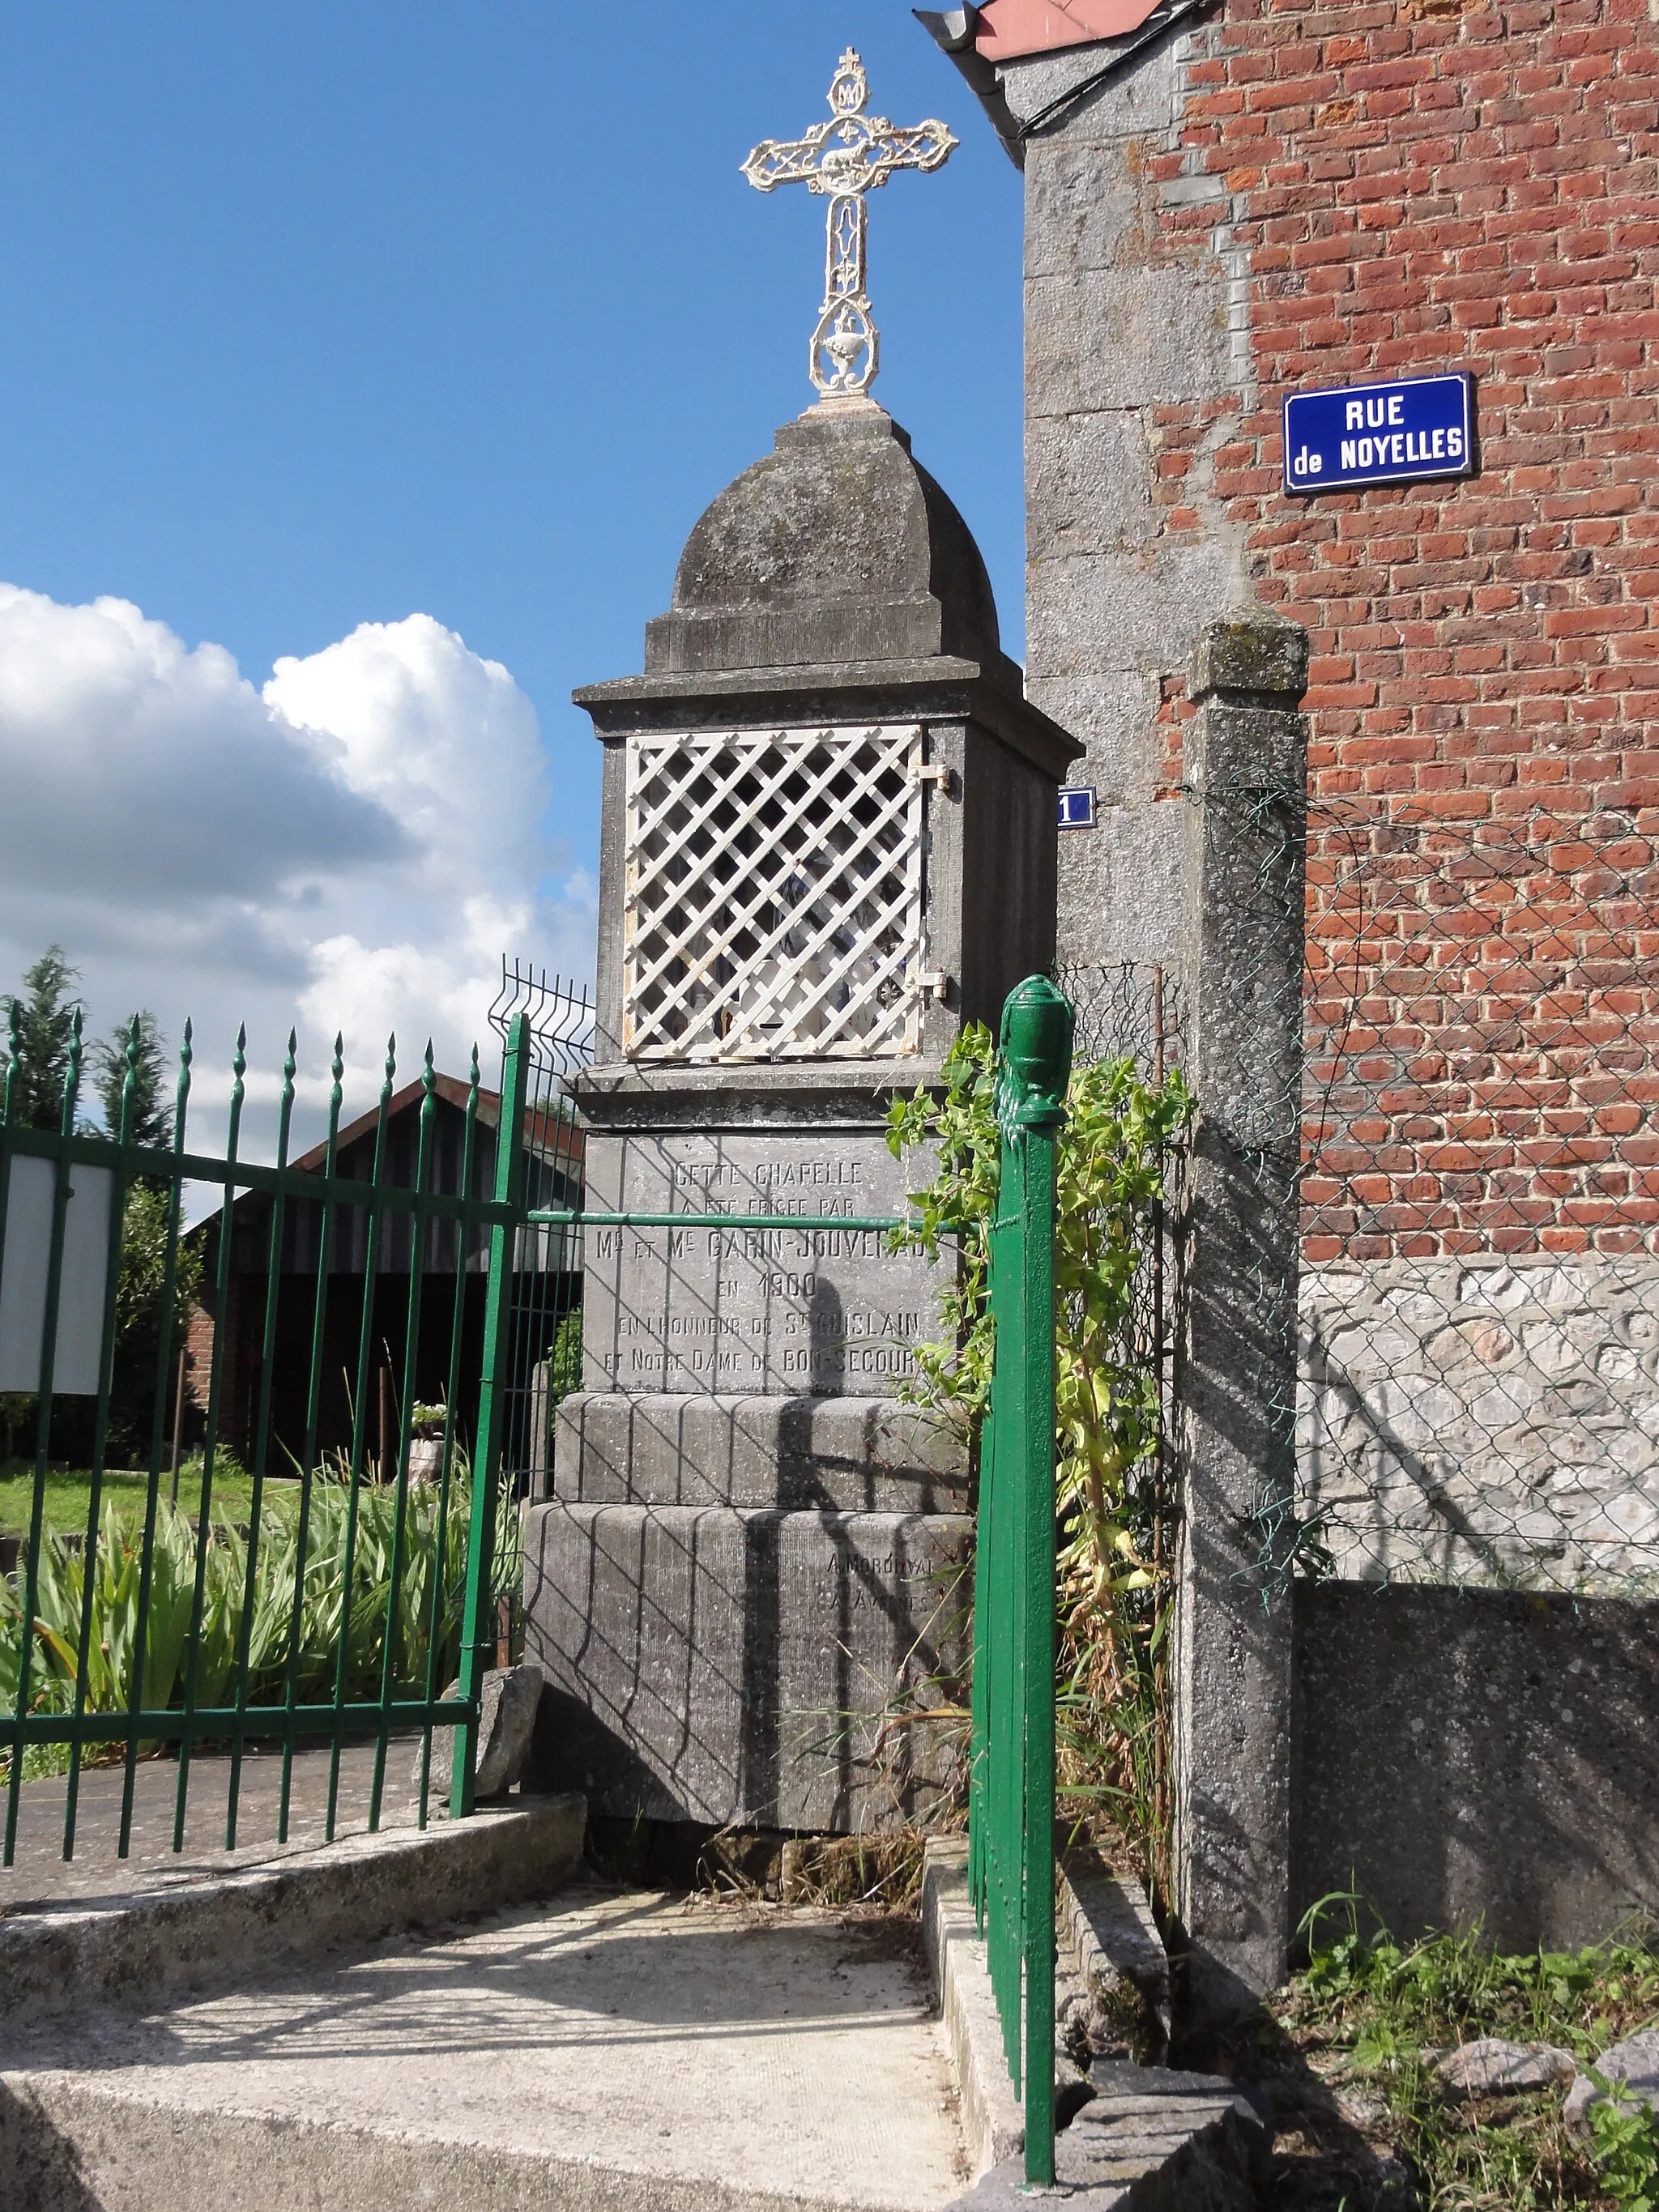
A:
[1145, 0, 1659, 1255]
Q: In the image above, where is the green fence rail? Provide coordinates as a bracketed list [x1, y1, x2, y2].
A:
[6, 957, 1077, 2193]
[970, 976, 1074, 2189]
[0, 1004, 535, 1865]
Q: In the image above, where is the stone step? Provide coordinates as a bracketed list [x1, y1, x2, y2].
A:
[921, 1839, 1267, 2212]
[1, 1791, 587, 2025]
[2, 1880, 966, 2212]
[1056, 1856, 1172, 2065]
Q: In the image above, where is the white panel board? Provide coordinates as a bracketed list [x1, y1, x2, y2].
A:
[0, 1157, 115, 1396]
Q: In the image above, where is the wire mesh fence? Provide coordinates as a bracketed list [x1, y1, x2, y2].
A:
[488, 962, 593, 1506]
[1299, 798, 1659, 1595]
[1056, 960, 1188, 1545]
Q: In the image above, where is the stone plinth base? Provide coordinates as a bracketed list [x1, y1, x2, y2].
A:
[522, 1502, 973, 1831]
[553, 1392, 968, 1512]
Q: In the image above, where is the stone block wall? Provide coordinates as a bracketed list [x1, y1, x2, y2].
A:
[1293, 1579, 1659, 1950]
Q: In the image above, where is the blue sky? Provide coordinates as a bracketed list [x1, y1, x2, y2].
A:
[0, 5, 1024, 1128]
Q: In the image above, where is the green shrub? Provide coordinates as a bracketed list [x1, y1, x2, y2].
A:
[887, 1025, 1191, 1882]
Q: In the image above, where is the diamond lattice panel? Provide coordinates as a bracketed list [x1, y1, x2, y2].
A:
[624, 724, 930, 1061]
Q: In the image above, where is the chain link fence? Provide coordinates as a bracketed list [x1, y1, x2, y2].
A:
[1299, 799, 1659, 1595]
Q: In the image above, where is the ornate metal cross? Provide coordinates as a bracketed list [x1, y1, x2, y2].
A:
[743, 50, 956, 403]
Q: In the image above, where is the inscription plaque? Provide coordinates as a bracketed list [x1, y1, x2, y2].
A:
[581, 1130, 946, 1398]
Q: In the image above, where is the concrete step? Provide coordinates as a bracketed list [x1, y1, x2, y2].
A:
[1057, 1857, 1172, 2065]
[1, 1883, 968, 2212]
[921, 1841, 1267, 2212]
[2, 1791, 587, 2024]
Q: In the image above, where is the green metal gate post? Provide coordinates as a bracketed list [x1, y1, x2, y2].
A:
[453, 1010, 530, 1820]
[971, 975, 1073, 2189]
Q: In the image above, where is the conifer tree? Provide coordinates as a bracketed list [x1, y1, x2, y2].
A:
[92, 1011, 174, 1149]
[0, 946, 83, 1129]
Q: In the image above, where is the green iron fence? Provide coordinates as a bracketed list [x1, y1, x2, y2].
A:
[0, 1003, 540, 1865]
[969, 976, 1075, 2189]
[3, 960, 1074, 2196]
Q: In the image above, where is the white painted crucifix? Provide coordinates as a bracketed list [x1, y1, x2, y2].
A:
[742, 50, 956, 403]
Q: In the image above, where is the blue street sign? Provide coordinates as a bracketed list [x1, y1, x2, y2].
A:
[1283, 373, 1474, 496]
[1059, 786, 1097, 829]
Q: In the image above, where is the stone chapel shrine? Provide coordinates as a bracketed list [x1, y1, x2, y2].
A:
[516, 11, 1657, 1965]
[521, 51, 1081, 1832]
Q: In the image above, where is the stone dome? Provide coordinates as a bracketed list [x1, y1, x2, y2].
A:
[643, 399, 1010, 683]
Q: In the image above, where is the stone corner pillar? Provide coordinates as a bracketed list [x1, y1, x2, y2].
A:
[1171, 611, 1309, 2020]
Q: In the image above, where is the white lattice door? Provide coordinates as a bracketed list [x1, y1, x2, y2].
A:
[622, 723, 936, 1061]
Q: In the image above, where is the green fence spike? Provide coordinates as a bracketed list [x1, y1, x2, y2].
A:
[121, 1013, 142, 1141]
[3, 1009, 83, 1863]
[117, 1012, 195, 1857]
[327, 1032, 399, 1839]
[62, 1008, 83, 1131]
[369, 1037, 440, 1831]
[63, 1006, 142, 1858]
[227, 1025, 299, 1849]
[172, 1025, 247, 1852]
[454, 1011, 530, 1822]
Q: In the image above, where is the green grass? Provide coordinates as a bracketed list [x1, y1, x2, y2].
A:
[1224, 1897, 1659, 2209]
[0, 1458, 278, 1539]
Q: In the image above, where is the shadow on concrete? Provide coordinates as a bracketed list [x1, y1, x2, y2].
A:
[1292, 1579, 1659, 1951]
[0, 2080, 109, 2211]
[0, 1895, 933, 2080]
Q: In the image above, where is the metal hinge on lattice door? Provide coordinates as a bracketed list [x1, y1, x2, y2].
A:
[911, 762, 953, 794]
[919, 967, 949, 999]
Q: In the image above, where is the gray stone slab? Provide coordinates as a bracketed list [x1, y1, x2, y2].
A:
[1056, 797, 1187, 974]
[922, 1840, 1024, 2180]
[1029, 545, 1242, 681]
[999, 38, 1187, 143]
[553, 1393, 967, 1512]
[924, 1843, 1262, 2212]
[950, 2075, 1265, 2212]
[1023, 140, 1146, 280]
[1171, 624, 1309, 2019]
[1027, 268, 1230, 416]
[523, 1504, 973, 1831]
[419, 1664, 544, 1801]
[1027, 414, 1155, 560]
[1026, 673, 1163, 805]
[1060, 1862, 1171, 2062]
[580, 1128, 949, 1400]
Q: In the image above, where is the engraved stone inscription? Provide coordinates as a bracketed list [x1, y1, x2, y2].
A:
[582, 1131, 946, 1397]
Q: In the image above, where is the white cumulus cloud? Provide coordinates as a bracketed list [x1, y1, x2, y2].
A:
[0, 589, 594, 1151]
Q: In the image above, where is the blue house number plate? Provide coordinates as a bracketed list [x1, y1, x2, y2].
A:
[1283, 373, 1474, 496]
[1059, 786, 1096, 829]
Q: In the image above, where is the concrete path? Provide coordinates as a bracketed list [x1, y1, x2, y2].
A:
[2, 1886, 968, 2212]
